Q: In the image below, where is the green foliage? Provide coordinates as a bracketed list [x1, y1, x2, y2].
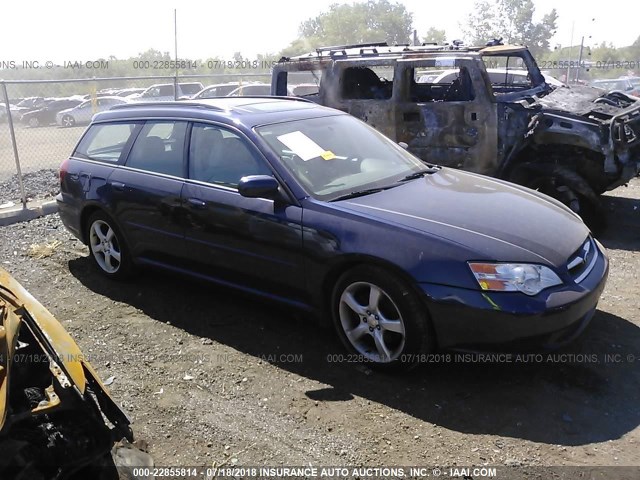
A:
[281, 0, 413, 56]
[422, 27, 447, 45]
[463, 0, 557, 57]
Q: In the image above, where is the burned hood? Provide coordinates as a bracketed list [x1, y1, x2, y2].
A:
[337, 168, 589, 267]
[0, 267, 130, 435]
[537, 85, 640, 118]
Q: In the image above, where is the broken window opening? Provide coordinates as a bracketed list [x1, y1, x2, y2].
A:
[410, 67, 475, 102]
[341, 66, 393, 100]
[482, 55, 536, 94]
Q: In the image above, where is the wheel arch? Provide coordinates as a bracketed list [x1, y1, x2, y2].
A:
[503, 143, 608, 193]
[319, 254, 433, 326]
[79, 204, 128, 247]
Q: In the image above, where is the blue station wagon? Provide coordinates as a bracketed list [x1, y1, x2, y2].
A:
[56, 97, 608, 368]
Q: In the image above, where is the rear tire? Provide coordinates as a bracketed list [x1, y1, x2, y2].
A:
[85, 211, 133, 280]
[61, 115, 75, 127]
[331, 265, 433, 370]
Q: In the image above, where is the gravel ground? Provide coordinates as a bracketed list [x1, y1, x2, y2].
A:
[0, 179, 638, 478]
[0, 168, 58, 205]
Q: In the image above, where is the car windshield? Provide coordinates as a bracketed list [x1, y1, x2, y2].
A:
[256, 115, 430, 201]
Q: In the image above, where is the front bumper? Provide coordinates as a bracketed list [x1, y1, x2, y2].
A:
[421, 247, 609, 350]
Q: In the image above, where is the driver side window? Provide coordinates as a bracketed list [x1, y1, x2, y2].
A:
[189, 123, 271, 187]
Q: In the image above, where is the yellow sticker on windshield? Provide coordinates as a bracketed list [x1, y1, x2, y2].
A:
[321, 150, 337, 160]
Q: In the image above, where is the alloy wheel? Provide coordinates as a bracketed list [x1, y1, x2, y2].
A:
[89, 219, 122, 274]
[338, 281, 406, 363]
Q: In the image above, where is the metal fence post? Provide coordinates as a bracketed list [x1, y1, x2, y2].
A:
[1, 80, 27, 208]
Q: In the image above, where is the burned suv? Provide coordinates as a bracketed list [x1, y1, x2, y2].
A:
[272, 41, 640, 228]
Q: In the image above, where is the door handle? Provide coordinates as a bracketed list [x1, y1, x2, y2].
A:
[187, 197, 206, 208]
[109, 181, 125, 191]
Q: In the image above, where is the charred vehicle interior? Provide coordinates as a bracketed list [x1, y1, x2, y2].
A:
[0, 268, 133, 479]
[273, 41, 640, 230]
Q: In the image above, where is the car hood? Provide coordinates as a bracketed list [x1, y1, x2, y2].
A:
[0, 267, 128, 432]
[537, 85, 640, 117]
[336, 168, 589, 266]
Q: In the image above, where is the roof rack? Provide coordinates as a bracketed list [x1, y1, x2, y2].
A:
[316, 41, 388, 54]
[280, 42, 482, 63]
[108, 96, 314, 112]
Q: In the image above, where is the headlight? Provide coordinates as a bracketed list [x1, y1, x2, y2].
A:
[468, 262, 562, 296]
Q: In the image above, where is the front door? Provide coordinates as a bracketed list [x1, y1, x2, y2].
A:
[181, 123, 305, 301]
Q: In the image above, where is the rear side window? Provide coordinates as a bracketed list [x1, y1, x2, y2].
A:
[126, 121, 188, 177]
[74, 122, 139, 162]
[341, 65, 394, 100]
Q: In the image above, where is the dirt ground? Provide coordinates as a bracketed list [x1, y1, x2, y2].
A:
[0, 178, 639, 478]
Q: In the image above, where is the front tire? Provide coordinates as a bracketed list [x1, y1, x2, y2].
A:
[28, 116, 40, 127]
[86, 211, 133, 279]
[331, 265, 433, 369]
[508, 163, 607, 234]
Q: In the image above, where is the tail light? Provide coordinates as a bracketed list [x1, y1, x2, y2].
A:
[59, 158, 69, 185]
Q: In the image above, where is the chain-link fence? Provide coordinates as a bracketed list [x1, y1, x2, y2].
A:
[0, 73, 273, 208]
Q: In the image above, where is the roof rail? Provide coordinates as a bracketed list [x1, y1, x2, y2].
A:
[108, 96, 314, 112]
[108, 102, 225, 112]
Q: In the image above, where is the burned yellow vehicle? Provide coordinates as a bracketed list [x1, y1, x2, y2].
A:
[0, 267, 132, 479]
[272, 41, 640, 230]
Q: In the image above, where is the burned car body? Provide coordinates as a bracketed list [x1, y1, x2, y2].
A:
[0, 267, 132, 479]
[273, 42, 640, 228]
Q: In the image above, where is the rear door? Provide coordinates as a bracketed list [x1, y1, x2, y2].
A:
[181, 122, 305, 299]
[108, 120, 188, 263]
[330, 60, 397, 140]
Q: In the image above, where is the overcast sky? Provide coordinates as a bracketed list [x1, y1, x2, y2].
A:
[1, 0, 636, 63]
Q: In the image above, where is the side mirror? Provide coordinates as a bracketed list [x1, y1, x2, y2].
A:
[238, 175, 281, 200]
[398, 142, 409, 149]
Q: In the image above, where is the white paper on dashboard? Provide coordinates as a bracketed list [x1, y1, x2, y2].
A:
[277, 131, 326, 161]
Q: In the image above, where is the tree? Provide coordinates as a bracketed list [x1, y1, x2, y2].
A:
[462, 0, 557, 57]
[281, 0, 413, 57]
[422, 27, 446, 45]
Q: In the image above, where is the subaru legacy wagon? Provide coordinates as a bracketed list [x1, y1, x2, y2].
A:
[56, 97, 608, 368]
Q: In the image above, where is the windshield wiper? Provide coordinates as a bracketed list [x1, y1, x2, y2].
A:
[397, 166, 440, 182]
[330, 186, 395, 202]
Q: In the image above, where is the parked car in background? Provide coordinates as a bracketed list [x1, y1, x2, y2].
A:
[273, 42, 640, 231]
[11, 97, 54, 118]
[291, 83, 320, 96]
[21, 98, 82, 127]
[226, 83, 275, 96]
[116, 87, 145, 97]
[591, 77, 640, 97]
[190, 82, 241, 99]
[129, 82, 204, 102]
[56, 96, 128, 127]
[0, 267, 133, 477]
[80, 91, 118, 100]
[427, 68, 565, 88]
[225, 83, 298, 97]
[57, 97, 608, 368]
[0, 103, 23, 123]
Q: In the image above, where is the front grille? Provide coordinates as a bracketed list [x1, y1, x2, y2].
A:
[567, 236, 598, 283]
